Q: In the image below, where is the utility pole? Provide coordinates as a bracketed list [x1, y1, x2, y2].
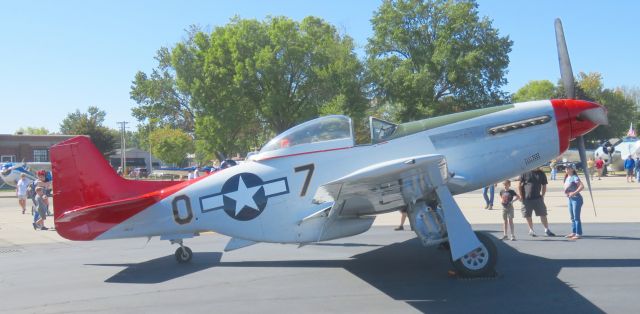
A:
[148, 136, 152, 171]
[117, 121, 129, 176]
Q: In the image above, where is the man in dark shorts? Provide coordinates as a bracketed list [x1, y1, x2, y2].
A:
[519, 167, 556, 237]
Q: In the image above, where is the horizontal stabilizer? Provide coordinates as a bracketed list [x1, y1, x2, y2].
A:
[225, 237, 257, 252]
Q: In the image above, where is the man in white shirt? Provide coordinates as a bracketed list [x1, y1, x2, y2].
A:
[16, 173, 31, 214]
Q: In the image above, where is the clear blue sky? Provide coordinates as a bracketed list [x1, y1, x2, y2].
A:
[1, 0, 638, 134]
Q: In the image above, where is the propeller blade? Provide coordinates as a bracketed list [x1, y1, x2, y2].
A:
[610, 137, 623, 147]
[577, 135, 597, 216]
[555, 18, 575, 99]
[215, 151, 227, 163]
[578, 107, 609, 126]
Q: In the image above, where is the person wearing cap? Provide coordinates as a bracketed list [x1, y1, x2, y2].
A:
[563, 164, 584, 239]
[33, 186, 49, 230]
[16, 173, 31, 214]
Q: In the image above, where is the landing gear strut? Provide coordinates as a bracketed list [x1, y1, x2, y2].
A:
[171, 239, 193, 263]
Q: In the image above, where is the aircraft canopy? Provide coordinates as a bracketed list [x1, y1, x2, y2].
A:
[260, 115, 353, 154]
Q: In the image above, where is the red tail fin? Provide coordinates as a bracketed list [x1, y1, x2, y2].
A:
[51, 136, 180, 218]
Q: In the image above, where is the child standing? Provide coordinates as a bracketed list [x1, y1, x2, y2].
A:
[33, 187, 49, 230]
[499, 180, 520, 240]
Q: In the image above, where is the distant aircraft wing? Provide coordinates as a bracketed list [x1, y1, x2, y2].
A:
[312, 154, 449, 217]
[27, 162, 52, 172]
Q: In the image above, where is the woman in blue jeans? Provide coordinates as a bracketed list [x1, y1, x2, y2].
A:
[563, 164, 584, 239]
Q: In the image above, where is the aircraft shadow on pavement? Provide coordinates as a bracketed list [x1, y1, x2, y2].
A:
[211, 236, 640, 314]
[308, 242, 384, 247]
[86, 234, 640, 313]
[87, 252, 222, 284]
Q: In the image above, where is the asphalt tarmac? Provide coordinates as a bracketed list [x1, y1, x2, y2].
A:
[1, 176, 639, 313]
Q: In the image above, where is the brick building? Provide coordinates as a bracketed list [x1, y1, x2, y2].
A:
[0, 134, 77, 163]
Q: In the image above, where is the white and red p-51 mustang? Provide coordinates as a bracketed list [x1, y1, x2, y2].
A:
[50, 20, 606, 277]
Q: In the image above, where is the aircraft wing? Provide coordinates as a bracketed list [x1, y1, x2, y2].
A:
[310, 154, 482, 261]
[312, 154, 448, 217]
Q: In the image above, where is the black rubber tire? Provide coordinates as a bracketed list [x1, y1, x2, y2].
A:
[451, 231, 497, 277]
[175, 246, 193, 263]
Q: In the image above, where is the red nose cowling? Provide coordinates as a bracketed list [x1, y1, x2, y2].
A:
[551, 99, 606, 154]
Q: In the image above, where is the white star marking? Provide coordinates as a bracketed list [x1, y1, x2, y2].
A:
[224, 176, 261, 216]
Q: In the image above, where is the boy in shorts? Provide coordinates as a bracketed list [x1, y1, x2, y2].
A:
[499, 180, 519, 240]
[33, 187, 49, 230]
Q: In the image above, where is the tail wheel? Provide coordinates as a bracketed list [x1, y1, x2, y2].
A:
[451, 231, 497, 277]
[175, 246, 193, 263]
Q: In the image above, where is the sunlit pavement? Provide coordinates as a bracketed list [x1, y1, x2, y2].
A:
[0, 175, 639, 313]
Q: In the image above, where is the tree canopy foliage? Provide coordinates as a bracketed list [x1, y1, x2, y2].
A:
[511, 80, 556, 103]
[131, 17, 368, 157]
[573, 73, 637, 142]
[129, 1, 638, 157]
[15, 127, 50, 135]
[149, 127, 194, 166]
[59, 106, 117, 156]
[130, 46, 195, 133]
[366, 0, 512, 121]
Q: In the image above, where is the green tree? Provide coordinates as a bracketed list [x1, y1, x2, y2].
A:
[569, 73, 636, 143]
[130, 47, 195, 132]
[149, 127, 194, 166]
[131, 17, 367, 156]
[618, 86, 640, 129]
[59, 106, 117, 156]
[576, 72, 604, 100]
[512, 80, 556, 103]
[587, 88, 636, 141]
[15, 127, 50, 135]
[619, 86, 640, 109]
[366, 0, 512, 121]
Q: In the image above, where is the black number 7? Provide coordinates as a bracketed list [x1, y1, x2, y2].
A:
[294, 164, 315, 197]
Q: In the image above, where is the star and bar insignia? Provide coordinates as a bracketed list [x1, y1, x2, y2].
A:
[199, 173, 289, 221]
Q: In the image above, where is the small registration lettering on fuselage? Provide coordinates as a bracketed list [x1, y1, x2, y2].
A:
[524, 153, 541, 165]
[199, 173, 290, 221]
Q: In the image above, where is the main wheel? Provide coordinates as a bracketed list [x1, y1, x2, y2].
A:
[451, 231, 497, 277]
[175, 246, 193, 263]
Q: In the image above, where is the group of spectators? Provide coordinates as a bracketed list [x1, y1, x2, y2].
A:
[483, 166, 582, 241]
[186, 159, 239, 180]
[15, 170, 52, 230]
[488, 152, 640, 241]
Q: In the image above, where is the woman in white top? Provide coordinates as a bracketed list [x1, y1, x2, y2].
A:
[563, 164, 584, 239]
